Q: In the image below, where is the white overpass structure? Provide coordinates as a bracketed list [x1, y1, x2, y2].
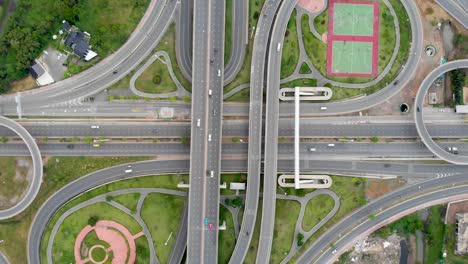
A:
[279, 87, 332, 101]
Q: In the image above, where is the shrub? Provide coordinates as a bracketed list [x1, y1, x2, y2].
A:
[152, 75, 162, 85]
[88, 215, 99, 226]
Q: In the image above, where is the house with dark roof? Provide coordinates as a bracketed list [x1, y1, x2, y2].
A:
[62, 21, 98, 61]
[30, 61, 54, 86]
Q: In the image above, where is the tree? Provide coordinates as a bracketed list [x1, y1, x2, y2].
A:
[183, 96, 191, 103]
[83, 137, 93, 144]
[232, 137, 240, 143]
[371, 137, 380, 143]
[88, 215, 99, 226]
[0, 137, 9, 143]
[297, 233, 304, 246]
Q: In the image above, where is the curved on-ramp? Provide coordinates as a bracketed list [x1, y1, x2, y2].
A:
[0, 116, 42, 220]
[414, 59, 468, 165]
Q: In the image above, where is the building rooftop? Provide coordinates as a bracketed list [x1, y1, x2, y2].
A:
[30, 62, 44, 79]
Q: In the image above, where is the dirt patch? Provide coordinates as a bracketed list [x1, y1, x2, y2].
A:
[366, 177, 406, 200]
[446, 200, 468, 224]
[346, 234, 403, 264]
[407, 234, 416, 264]
[10, 75, 37, 93]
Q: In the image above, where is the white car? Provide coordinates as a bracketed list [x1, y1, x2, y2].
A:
[208, 134, 212, 141]
[309, 147, 316, 152]
[197, 119, 201, 127]
[218, 69, 221, 77]
[327, 144, 335, 147]
[331, 248, 337, 254]
[210, 171, 214, 178]
[91, 125, 100, 129]
[209, 89, 212, 96]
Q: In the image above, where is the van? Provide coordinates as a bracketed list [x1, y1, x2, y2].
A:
[327, 144, 335, 147]
[208, 134, 212, 141]
[209, 89, 212, 96]
[277, 43, 281, 51]
[91, 125, 100, 129]
[197, 119, 201, 127]
[320, 106, 327, 111]
[210, 171, 214, 178]
[125, 169, 133, 173]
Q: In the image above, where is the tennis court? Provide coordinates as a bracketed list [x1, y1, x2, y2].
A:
[333, 3, 375, 36]
[331, 41, 373, 74]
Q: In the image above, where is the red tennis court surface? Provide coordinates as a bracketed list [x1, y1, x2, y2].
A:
[327, 0, 379, 77]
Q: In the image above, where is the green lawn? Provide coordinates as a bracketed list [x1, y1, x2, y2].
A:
[280, 78, 317, 88]
[75, 0, 150, 56]
[225, 88, 250, 102]
[270, 200, 301, 264]
[223, 0, 266, 94]
[135, 58, 178, 94]
[0, 157, 29, 209]
[0, 156, 151, 264]
[328, 84, 366, 101]
[313, 11, 328, 35]
[281, 9, 299, 78]
[218, 205, 236, 264]
[295, 176, 366, 258]
[299, 62, 312, 74]
[302, 14, 328, 77]
[225, 0, 233, 64]
[141, 193, 185, 263]
[302, 194, 335, 232]
[112, 192, 141, 214]
[425, 206, 445, 264]
[51, 202, 144, 263]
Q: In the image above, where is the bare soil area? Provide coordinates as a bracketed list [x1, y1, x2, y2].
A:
[446, 200, 468, 224]
[366, 177, 406, 200]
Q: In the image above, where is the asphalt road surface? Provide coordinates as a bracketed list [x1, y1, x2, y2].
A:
[414, 59, 468, 164]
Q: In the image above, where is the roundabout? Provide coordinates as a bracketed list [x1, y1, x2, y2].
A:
[0, 116, 42, 219]
[414, 59, 468, 165]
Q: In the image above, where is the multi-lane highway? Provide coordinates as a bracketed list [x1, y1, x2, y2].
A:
[1, 121, 467, 138]
[187, 0, 225, 261]
[4, 142, 468, 158]
[414, 59, 468, 164]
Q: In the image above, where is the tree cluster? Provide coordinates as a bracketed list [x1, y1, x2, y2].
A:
[450, 69, 466, 106]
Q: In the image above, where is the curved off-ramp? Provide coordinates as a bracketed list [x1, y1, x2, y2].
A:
[0, 252, 9, 264]
[129, 50, 190, 98]
[0, 116, 42, 220]
[414, 59, 468, 165]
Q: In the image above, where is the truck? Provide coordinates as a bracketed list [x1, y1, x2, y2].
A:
[447, 147, 458, 154]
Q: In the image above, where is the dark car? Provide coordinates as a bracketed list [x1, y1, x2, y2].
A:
[417, 107, 420, 112]
[67, 144, 74, 149]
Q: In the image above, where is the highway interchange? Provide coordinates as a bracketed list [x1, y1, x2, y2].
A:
[0, 0, 465, 263]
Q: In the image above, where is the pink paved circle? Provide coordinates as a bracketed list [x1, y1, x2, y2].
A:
[298, 0, 326, 13]
[74, 220, 144, 264]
